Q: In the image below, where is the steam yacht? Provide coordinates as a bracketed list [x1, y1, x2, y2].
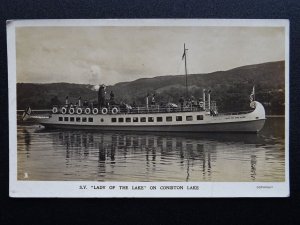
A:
[22, 44, 266, 132]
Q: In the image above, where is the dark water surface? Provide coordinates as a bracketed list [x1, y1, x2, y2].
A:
[17, 117, 285, 182]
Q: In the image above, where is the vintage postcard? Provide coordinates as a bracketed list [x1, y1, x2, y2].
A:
[8, 19, 289, 197]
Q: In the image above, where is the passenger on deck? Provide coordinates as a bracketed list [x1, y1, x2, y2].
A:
[151, 94, 156, 106]
[187, 98, 192, 107]
[78, 96, 82, 107]
[191, 96, 196, 106]
[120, 102, 127, 113]
[83, 100, 88, 107]
[65, 96, 69, 107]
[179, 96, 184, 110]
[210, 109, 216, 116]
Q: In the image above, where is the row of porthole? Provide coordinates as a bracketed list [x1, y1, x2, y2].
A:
[53, 107, 119, 115]
[58, 115, 204, 123]
[111, 115, 204, 123]
[58, 116, 105, 122]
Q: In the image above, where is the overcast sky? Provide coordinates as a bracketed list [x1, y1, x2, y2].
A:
[16, 26, 285, 85]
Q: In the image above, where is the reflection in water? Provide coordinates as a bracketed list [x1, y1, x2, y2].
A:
[23, 128, 31, 158]
[17, 117, 285, 182]
[55, 131, 216, 182]
[17, 127, 32, 167]
[251, 155, 257, 180]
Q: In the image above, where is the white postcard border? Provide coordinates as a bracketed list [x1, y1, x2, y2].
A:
[8, 19, 290, 198]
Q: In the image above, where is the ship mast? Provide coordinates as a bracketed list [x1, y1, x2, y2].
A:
[183, 43, 188, 98]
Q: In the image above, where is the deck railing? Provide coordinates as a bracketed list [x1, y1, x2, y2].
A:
[17, 101, 220, 115]
[17, 108, 253, 117]
[17, 105, 204, 115]
[218, 110, 253, 116]
[124, 105, 203, 114]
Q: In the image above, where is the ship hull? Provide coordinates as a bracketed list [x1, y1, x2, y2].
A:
[41, 119, 265, 133]
[29, 101, 266, 133]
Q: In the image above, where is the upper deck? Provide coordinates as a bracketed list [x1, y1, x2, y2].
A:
[50, 100, 218, 116]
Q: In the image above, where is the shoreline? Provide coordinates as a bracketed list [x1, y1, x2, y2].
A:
[266, 115, 285, 118]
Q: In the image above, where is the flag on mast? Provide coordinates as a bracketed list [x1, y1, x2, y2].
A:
[182, 44, 186, 60]
[22, 106, 32, 121]
[249, 86, 255, 102]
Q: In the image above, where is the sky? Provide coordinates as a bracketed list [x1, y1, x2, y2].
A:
[16, 26, 285, 85]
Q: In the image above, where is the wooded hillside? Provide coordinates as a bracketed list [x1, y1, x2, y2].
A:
[17, 61, 285, 115]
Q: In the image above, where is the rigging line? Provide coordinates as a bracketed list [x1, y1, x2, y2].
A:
[184, 43, 189, 98]
[175, 54, 184, 75]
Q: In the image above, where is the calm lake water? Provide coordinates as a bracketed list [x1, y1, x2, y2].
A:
[17, 117, 285, 182]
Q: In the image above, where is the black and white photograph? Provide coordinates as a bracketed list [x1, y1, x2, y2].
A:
[8, 19, 289, 197]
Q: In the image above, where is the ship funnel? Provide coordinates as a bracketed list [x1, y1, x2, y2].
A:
[98, 84, 106, 108]
[78, 96, 81, 107]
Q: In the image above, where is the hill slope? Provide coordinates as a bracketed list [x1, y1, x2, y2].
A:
[17, 61, 285, 114]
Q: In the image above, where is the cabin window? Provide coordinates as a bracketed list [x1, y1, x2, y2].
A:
[186, 116, 193, 121]
[166, 116, 172, 122]
[141, 117, 146, 122]
[118, 118, 124, 122]
[197, 115, 204, 120]
[59, 117, 63, 121]
[64, 117, 69, 122]
[126, 118, 131, 122]
[76, 117, 81, 122]
[100, 118, 104, 122]
[148, 117, 154, 122]
[176, 116, 182, 121]
[82, 117, 87, 122]
[70, 117, 75, 122]
[88, 117, 93, 122]
[157, 117, 163, 122]
[112, 118, 117, 123]
[133, 117, 138, 122]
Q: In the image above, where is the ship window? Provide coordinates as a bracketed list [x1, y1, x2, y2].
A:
[197, 115, 204, 120]
[76, 117, 81, 122]
[176, 116, 182, 121]
[59, 117, 63, 121]
[186, 116, 193, 121]
[82, 117, 87, 122]
[100, 118, 104, 122]
[166, 116, 172, 122]
[148, 117, 154, 122]
[141, 117, 146, 122]
[157, 117, 163, 122]
[112, 118, 117, 123]
[118, 118, 124, 122]
[70, 117, 75, 122]
[64, 117, 69, 122]
[133, 117, 138, 122]
[126, 118, 131, 122]
[88, 117, 93, 122]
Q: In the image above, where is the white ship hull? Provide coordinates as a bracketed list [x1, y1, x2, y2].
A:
[33, 101, 266, 133]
